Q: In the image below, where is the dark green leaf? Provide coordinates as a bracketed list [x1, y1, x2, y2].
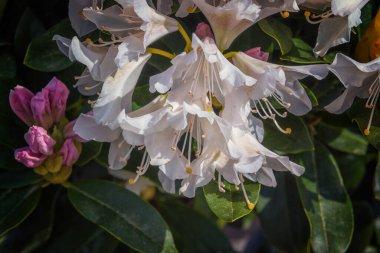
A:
[0, 169, 42, 189]
[0, 52, 16, 80]
[39, 211, 102, 253]
[203, 180, 260, 222]
[347, 202, 373, 253]
[317, 123, 368, 155]
[349, 100, 380, 150]
[14, 8, 45, 57]
[262, 114, 314, 154]
[76, 142, 103, 166]
[157, 199, 233, 253]
[258, 18, 293, 55]
[281, 38, 326, 64]
[256, 173, 310, 253]
[374, 152, 380, 200]
[295, 141, 354, 253]
[24, 19, 74, 72]
[337, 154, 366, 194]
[0, 186, 41, 237]
[67, 180, 178, 253]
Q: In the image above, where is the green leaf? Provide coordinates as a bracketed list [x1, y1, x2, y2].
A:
[295, 141, 354, 253]
[374, 152, 380, 200]
[281, 38, 326, 64]
[337, 154, 366, 194]
[203, 180, 260, 222]
[157, 199, 233, 253]
[349, 100, 380, 150]
[0, 52, 16, 80]
[39, 214, 102, 253]
[24, 19, 74, 72]
[258, 18, 293, 55]
[133, 84, 157, 108]
[256, 173, 310, 253]
[347, 202, 373, 253]
[76, 142, 103, 166]
[0, 186, 41, 237]
[317, 123, 368, 155]
[0, 169, 42, 189]
[14, 8, 45, 57]
[262, 114, 314, 154]
[67, 180, 178, 253]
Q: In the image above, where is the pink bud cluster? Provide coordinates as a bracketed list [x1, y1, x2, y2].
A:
[10, 77, 84, 182]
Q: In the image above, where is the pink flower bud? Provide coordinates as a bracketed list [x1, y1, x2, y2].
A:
[45, 77, 69, 123]
[59, 139, 80, 167]
[24, 126, 56, 155]
[14, 147, 46, 168]
[9, 86, 34, 125]
[31, 89, 53, 129]
[63, 120, 86, 142]
[195, 22, 214, 41]
[245, 47, 269, 62]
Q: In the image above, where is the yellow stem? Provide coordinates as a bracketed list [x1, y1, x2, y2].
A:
[146, 48, 176, 59]
[223, 51, 239, 59]
[178, 23, 192, 52]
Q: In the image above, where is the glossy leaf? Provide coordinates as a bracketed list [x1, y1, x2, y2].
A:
[0, 169, 42, 189]
[0, 186, 41, 237]
[258, 18, 293, 55]
[0, 52, 16, 80]
[347, 202, 373, 253]
[24, 19, 74, 72]
[203, 180, 260, 222]
[256, 173, 310, 253]
[349, 101, 380, 150]
[281, 38, 326, 64]
[295, 141, 354, 253]
[374, 152, 380, 200]
[14, 8, 45, 57]
[262, 114, 314, 154]
[317, 123, 368, 155]
[67, 180, 178, 253]
[76, 142, 103, 166]
[157, 199, 233, 253]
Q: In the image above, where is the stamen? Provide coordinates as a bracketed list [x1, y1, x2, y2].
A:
[305, 10, 334, 24]
[218, 173, 225, 193]
[178, 23, 192, 52]
[224, 51, 239, 59]
[146, 47, 176, 59]
[281, 11, 290, 18]
[239, 174, 254, 210]
[364, 77, 380, 135]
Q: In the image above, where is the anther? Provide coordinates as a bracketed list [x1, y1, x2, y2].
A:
[128, 179, 135, 185]
[304, 11, 311, 17]
[247, 202, 255, 210]
[286, 128, 292, 134]
[186, 166, 192, 174]
[281, 11, 290, 18]
[364, 128, 370, 136]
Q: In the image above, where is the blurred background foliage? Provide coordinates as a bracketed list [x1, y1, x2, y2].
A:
[1, 0, 380, 252]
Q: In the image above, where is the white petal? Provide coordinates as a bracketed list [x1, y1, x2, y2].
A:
[93, 54, 151, 128]
[74, 113, 121, 142]
[193, 0, 261, 50]
[109, 137, 132, 170]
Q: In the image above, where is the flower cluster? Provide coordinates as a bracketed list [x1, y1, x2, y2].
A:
[10, 78, 84, 184]
[47, 0, 378, 208]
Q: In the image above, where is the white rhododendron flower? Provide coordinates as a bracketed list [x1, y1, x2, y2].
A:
[82, 0, 179, 64]
[232, 50, 328, 133]
[192, 0, 261, 51]
[325, 53, 380, 136]
[302, 0, 369, 56]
